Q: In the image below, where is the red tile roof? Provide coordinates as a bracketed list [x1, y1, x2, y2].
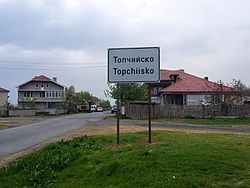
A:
[160, 69, 233, 94]
[18, 75, 65, 88]
[0, 87, 9, 92]
[32, 75, 51, 81]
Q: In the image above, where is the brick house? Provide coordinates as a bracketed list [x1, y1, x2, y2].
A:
[17, 75, 66, 109]
[155, 69, 234, 106]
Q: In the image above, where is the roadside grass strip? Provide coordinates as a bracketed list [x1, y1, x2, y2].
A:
[0, 124, 8, 129]
[0, 131, 250, 187]
[156, 117, 250, 127]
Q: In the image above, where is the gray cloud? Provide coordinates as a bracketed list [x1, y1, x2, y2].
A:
[1, 0, 250, 104]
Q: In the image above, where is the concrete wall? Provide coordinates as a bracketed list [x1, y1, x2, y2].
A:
[0, 92, 8, 107]
[0, 107, 6, 115]
[9, 109, 36, 116]
[9, 108, 66, 116]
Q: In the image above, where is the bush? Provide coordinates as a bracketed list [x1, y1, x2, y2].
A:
[1, 136, 102, 187]
[184, 115, 195, 119]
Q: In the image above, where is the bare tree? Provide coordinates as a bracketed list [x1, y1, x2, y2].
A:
[208, 79, 248, 116]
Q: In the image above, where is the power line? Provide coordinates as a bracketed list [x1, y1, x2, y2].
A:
[0, 66, 106, 71]
[0, 60, 106, 66]
[0, 59, 107, 71]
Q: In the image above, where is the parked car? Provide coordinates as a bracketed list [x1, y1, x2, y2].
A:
[97, 107, 103, 112]
[111, 105, 117, 114]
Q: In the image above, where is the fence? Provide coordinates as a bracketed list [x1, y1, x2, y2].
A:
[125, 102, 250, 119]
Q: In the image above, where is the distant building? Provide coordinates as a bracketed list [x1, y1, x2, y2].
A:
[0, 87, 9, 107]
[92, 96, 100, 106]
[17, 75, 66, 109]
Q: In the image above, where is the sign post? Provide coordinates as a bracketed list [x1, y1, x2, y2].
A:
[148, 84, 152, 143]
[108, 47, 160, 145]
[116, 83, 120, 145]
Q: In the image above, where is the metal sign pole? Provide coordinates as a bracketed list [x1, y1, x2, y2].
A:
[108, 47, 160, 145]
[148, 84, 152, 144]
[116, 83, 120, 145]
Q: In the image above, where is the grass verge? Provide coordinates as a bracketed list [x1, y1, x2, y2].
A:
[0, 124, 7, 129]
[154, 117, 250, 126]
[0, 131, 250, 187]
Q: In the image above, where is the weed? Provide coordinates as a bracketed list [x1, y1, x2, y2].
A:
[0, 136, 102, 187]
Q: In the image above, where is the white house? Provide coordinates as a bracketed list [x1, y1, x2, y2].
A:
[0, 87, 9, 107]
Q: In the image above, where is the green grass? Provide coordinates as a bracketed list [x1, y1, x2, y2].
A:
[105, 114, 131, 120]
[0, 124, 7, 129]
[154, 117, 250, 126]
[0, 132, 250, 187]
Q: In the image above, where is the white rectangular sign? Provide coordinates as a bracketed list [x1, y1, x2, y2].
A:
[108, 47, 160, 83]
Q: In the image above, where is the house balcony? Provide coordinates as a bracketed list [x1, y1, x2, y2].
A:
[18, 97, 64, 103]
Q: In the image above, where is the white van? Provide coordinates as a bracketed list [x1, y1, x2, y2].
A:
[90, 105, 97, 112]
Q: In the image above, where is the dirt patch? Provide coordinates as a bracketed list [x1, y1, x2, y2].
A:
[0, 117, 49, 128]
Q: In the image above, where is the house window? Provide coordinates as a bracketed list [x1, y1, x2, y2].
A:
[183, 95, 187, 105]
[186, 95, 203, 105]
[41, 84, 44, 88]
[35, 84, 39, 88]
[40, 92, 45, 98]
[46, 84, 49, 88]
[24, 92, 33, 97]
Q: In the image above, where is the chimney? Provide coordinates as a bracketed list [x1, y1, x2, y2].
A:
[179, 69, 184, 72]
[170, 74, 179, 83]
[53, 77, 57, 82]
[204, 77, 208, 81]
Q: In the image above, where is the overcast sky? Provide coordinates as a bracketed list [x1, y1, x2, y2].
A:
[1, 0, 250, 104]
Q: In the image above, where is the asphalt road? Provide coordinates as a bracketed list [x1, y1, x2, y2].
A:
[1, 113, 250, 158]
[0, 112, 106, 158]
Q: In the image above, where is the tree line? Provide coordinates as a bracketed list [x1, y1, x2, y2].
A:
[64, 86, 111, 113]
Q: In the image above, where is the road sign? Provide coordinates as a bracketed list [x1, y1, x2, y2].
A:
[108, 47, 160, 83]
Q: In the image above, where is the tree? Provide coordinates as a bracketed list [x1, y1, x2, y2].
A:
[216, 79, 247, 105]
[65, 85, 76, 100]
[105, 83, 148, 101]
[75, 91, 93, 105]
[63, 85, 77, 113]
[204, 79, 248, 116]
[99, 100, 111, 109]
